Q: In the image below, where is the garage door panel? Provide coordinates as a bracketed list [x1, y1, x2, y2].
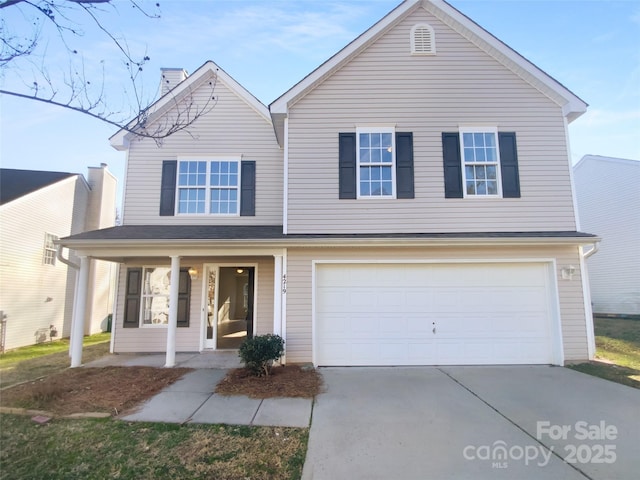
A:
[315, 263, 555, 366]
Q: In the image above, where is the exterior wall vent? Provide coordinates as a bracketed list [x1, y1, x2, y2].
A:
[411, 24, 436, 55]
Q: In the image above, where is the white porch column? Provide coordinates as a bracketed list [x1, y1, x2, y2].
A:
[165, 255, 181, 367]
[70, 256, 90, 368]
[273, 255, 283, 337]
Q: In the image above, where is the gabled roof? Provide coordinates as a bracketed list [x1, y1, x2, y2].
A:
[574, 155, 640, 171]
[109, 60, 272, 151]
[0, 169, 76, 206]
[269, 0, 588, 145]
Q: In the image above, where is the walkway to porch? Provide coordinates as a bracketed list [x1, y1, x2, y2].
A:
[85, 350, 243, 369]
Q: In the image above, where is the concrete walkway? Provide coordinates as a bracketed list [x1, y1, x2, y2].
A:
[120, 369, 312, 427]
[86, 353, 313, 428]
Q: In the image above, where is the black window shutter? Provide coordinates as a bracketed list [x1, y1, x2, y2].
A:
[159, 160, 177, 216]
[442, 132, 463, 198]
[498, 132, 521, 198]
[395, 132, 414, 199]
[339, 133, 357, 199]
[123, 268, 142, 328]
[240, 161, 256, 216]
[177, 269, 191, 327]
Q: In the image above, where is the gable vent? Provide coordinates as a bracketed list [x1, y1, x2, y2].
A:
[411, 24, 435, 55]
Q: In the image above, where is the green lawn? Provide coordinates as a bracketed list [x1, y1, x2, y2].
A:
[0, 415, 307, 480]
[569, 317, 640, 388]
[0, 333, 111, 388]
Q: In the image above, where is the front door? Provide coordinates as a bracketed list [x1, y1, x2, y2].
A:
[204, 265, 255, 350]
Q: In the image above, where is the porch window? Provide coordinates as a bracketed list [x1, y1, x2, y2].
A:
[141, 267, 171, 325]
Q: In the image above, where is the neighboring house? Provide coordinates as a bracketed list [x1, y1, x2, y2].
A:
[574, 155, 640, 316]
[0, 165, 117, 351]
[62, 0, 598, 368]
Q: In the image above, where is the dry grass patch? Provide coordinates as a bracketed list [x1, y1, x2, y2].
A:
[0, 367, 191, 415]
[215, 365, 323, 398]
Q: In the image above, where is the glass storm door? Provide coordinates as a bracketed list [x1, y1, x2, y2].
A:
[204, 266, 254, 350]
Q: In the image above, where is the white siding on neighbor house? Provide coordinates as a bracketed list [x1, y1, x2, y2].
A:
[122, 71, 283, 226]
[112, 256, 274, 353]
[284, 246, 589, 364]
[574, 156, 640, 315]
[0, 177, 85, 350]
[286, 7, 576, 234]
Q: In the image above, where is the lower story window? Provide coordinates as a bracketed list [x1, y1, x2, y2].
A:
[141, 267, 171, 325]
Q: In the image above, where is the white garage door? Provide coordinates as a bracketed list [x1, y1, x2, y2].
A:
[315, 263, 556, 366]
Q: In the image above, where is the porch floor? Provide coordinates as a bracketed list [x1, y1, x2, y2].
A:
[84, 350, 243, 369]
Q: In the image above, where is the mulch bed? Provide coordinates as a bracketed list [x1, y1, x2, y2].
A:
[0, 367, 191, 416]
[215, 365, 323, 399]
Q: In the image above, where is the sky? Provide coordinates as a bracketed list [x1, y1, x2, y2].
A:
[1, 0, 639, 208]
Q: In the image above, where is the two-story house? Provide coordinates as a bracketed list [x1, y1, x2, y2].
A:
[0, 165, 117, 351]
[61, 0, 597, 368]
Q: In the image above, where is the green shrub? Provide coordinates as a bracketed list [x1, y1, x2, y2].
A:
[238, 334, 285, 377]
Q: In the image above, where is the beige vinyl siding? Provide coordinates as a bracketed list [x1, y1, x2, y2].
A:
[286, 8, 576, 234]
[574, 157, 640, 315]
[0, 177, 84, 350]
[122, 73, 283, 225]
[284, 246, 589, 364]
[113, 256, 274, 353]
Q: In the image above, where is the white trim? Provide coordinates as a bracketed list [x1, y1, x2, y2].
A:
[281, 248, 288, 364]
[164, 256, 181, 367]
[270, 0, 586, 122]
[175, 157, 241, 217]
[273, 255, 283, 337]
[311, 258, 564, 366]
[283, 117, 289, 234]
[109, 264, 120, 354]
[458, 126, 502, 198]
[410, 23, 436, 55]
[200, 262, 258, 350]
[356, 126, 396, 199]
[564, 116, 581, 230]
[579, 246, 596, 359]
[110, 61, 272, 150]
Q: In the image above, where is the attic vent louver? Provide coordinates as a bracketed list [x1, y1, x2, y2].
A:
[411, 24, 435, 55]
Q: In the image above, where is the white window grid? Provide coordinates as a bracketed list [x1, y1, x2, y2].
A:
[43, 233, 58, 266]
[356, 127, 396, 198]
[459, 128, 502, 197]
[176, 159, 240, 215]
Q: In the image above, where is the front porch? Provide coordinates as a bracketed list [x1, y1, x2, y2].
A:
[85, 350, 243, 369]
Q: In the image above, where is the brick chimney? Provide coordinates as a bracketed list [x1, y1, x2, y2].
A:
[160, 68, 188, 96]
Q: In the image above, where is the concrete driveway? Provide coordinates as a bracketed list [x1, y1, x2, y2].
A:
[302, 366, 639, 480]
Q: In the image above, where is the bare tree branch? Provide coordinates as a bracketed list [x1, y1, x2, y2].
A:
[0, 0, 214, 141]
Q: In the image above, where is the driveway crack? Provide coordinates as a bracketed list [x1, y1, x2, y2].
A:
[437, 367, 593, 480]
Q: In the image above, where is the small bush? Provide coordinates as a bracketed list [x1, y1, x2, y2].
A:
[238, 334, 285, 377]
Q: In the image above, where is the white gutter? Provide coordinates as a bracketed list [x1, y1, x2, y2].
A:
[582, 241, 600, 259]
[56, 244, 79, 269]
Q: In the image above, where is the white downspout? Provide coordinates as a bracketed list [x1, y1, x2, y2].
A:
[581, 241, 600, 360]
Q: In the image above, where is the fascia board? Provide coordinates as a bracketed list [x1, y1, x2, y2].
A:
[110, 61, 271, 149]
[431, 0, 588, 121]
[269, 0, 420, 115]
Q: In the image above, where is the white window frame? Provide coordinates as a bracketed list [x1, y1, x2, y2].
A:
[43, 233, 58, 266]
[459, 127, 502, 198]
[176, 156, 241, 216]
[140, 266, 172, 328]
[356, 126, 396, 199]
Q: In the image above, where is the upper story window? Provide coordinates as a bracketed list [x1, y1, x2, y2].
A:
[43, 233, 58, 265]
[177, 159, 240, 215]
[357, 128, 395, 198]
[411, 23, 436, 55]
[460, 128, 501, 197]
